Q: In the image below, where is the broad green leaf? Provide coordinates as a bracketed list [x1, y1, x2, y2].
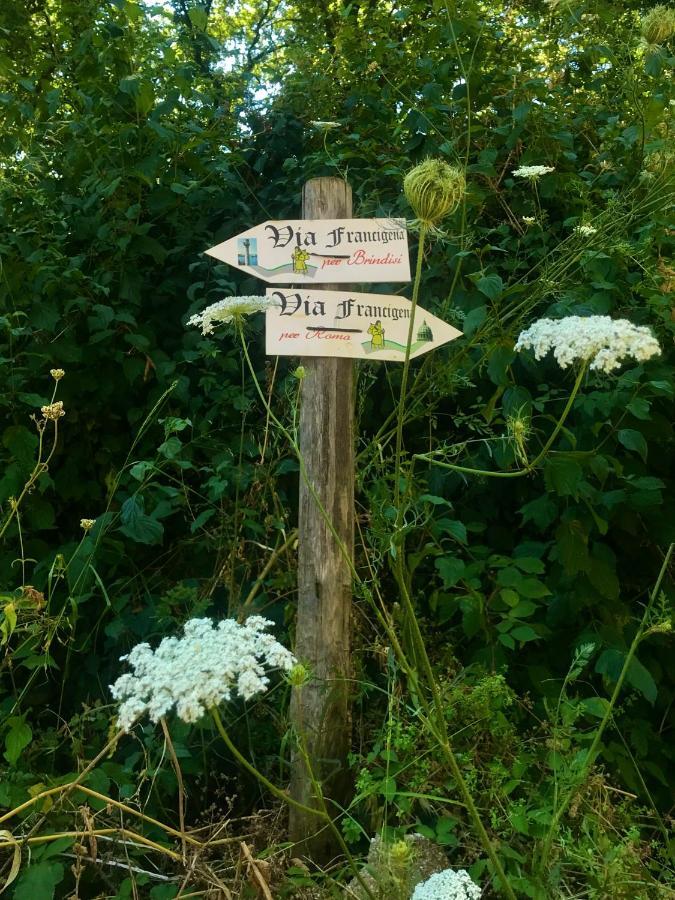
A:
[4, 718, 32, 765]
[545, 457, 583, 497]
[477, 273, 503, 301]
[435, 557, 465, 587]
[119, 496, 164, 545]
[510, 624, 540, 642]
[618, 429, 648, 462]
[13, 862, 65, 900]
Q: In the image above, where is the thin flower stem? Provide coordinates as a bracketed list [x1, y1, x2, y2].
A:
[237, 326, 358, 583]
[0, 828, 183, 861]
[210, 707, 321, 818]
[538, 543, 673, 877]
[413, 362, 588, 478]
[211, 705, 375, 899]
[393, 225, 427, 512]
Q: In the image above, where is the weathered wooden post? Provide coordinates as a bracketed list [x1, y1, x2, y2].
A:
[288, 177, 354, 859]
[203, 189, 454, 860]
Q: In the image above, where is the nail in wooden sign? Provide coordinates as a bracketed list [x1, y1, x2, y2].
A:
[265, 289, 462, 361]
[205, 219, 410, 284]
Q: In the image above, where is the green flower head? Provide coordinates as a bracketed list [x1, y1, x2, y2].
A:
[640, 4, 675, 45]
[403, 158, 466, 227]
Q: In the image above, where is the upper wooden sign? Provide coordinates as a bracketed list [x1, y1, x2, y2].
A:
[205, 219, 410, 284]
[265, 288, 462, 361]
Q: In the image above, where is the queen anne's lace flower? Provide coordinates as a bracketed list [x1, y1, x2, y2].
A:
[111, 617, 296, 731]
[515, 316, 660, 374]
[512, 165, 555, 180]
[574, 223, 597, 236]
[187, 296, 272, 335]
[411, 868, 482, 900]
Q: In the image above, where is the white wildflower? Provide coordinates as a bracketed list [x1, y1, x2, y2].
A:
[512, 165, 555, 180]
[574, 223, 597, 236]
[411, 868, 482, 900]
[515, 316, 661, 374]
[522, 216, 537, 225]
[187, 296, 272, 335]
[80, 518, 96, 531]
[110, 616, 296, 731]
[310, 120, 341, 129]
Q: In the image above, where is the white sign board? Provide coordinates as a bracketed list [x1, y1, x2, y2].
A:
[265, 289, 462, 361]
[205, 219, 410, 284]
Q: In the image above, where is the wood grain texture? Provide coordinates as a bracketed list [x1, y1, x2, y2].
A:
[289, 178, 354, 860]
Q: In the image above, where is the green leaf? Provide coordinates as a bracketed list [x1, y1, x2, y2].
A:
[381, 776, 397, 801]
[618, 429, 648, 462]
[581, 697, 610, 718]
[4, 717, 32, 765]
[462, 305, 487, 337]
[435, 557, 465, 587]
[487, 345, 515, 386]
[544, 457, 583, 498]
[513, 557, 545, 574]
[477, 273, 503, 301]
[510, 625, 540, 642]
[626, 397, 650, 420]
[119, 496, 164, 545]
[587, 555, 619, 600]
[520, 495, 558, 529]
[190, 508, 216, 534]
[596, 650, 657, 704]
[511, 600, 537, 618]
[13, 862, 65, 900]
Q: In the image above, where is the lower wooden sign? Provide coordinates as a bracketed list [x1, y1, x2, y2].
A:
[265, 288, 462, 361]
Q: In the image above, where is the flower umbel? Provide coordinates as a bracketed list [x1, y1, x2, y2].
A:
[411, 868, 482, 900]
[515, 316, 661, 374]
[574, 223, 597, 236]
[50, 368, 65, 381]
[522, 215, 537, 225]
[187, 296, 272, 335]
[512, 165, 555, 180]
[111, 616, 296, 731]
[41, 401, 65, 420]
[403, 158, 466, 227]
[80, 518, 96, 531]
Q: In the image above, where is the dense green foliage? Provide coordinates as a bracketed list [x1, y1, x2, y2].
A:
[0, 0, 674, 896]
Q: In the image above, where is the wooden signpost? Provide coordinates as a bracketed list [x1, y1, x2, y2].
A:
[204, 178, 461, 861]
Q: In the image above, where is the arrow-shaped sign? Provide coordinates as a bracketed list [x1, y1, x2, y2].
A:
[205, 219, 410, 284]
[265, 289, 462, 361]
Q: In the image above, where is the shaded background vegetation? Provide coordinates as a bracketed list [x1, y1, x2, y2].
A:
[0, 0, 673, 896]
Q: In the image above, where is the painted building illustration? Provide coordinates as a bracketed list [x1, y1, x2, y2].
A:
[417, 320, 433, 342]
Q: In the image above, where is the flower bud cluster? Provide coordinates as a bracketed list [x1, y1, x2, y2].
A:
[187, 296, 272, 335]
[411, 868, 482, 900]
[41, 401, 65, 420]
[111, 616, 295, 731]
[515, 316, 661, 374]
